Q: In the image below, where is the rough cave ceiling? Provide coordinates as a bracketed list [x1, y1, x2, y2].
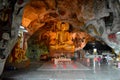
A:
[21, 0, 108, 33]
[19, 0, 120, 54]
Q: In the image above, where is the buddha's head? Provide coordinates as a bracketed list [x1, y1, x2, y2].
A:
[57, 21, 69, 31]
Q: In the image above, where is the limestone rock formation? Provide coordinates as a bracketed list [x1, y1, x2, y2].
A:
[0, 0, 120, 75]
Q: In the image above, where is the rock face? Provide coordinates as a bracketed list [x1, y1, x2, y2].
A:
[22, 0, 106, 28]
[97, 0, 120, 55]
[21, 0, 96, 29]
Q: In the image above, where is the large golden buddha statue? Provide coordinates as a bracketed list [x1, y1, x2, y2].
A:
[49, 21, 75, 56]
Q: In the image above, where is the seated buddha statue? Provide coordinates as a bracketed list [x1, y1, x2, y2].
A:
[50, 22, 74, 51]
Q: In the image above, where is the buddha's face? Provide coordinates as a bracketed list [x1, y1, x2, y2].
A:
[57, 22, 69, 31]
[61, 23, 66, 31]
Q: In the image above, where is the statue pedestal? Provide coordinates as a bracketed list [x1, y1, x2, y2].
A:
[49, 48, 74, 58]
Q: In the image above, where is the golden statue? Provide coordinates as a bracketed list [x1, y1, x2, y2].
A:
[56, 22, 73, 45]
[49, 21, 74, 52]
[8, 34, 28, 63]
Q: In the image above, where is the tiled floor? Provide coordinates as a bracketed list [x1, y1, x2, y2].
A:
[1, 59, 120, 80]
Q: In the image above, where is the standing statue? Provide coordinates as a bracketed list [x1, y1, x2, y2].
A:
[0, 33, 10, 59]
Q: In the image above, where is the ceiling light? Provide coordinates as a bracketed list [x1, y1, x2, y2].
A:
[116, 31, 120, 34]
[20, 25, 25, 29]
[23, 29, 28, 32]
[19, 25, 28, 32]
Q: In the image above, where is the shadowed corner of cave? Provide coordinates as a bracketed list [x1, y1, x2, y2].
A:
[83, 40, 113, 55]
